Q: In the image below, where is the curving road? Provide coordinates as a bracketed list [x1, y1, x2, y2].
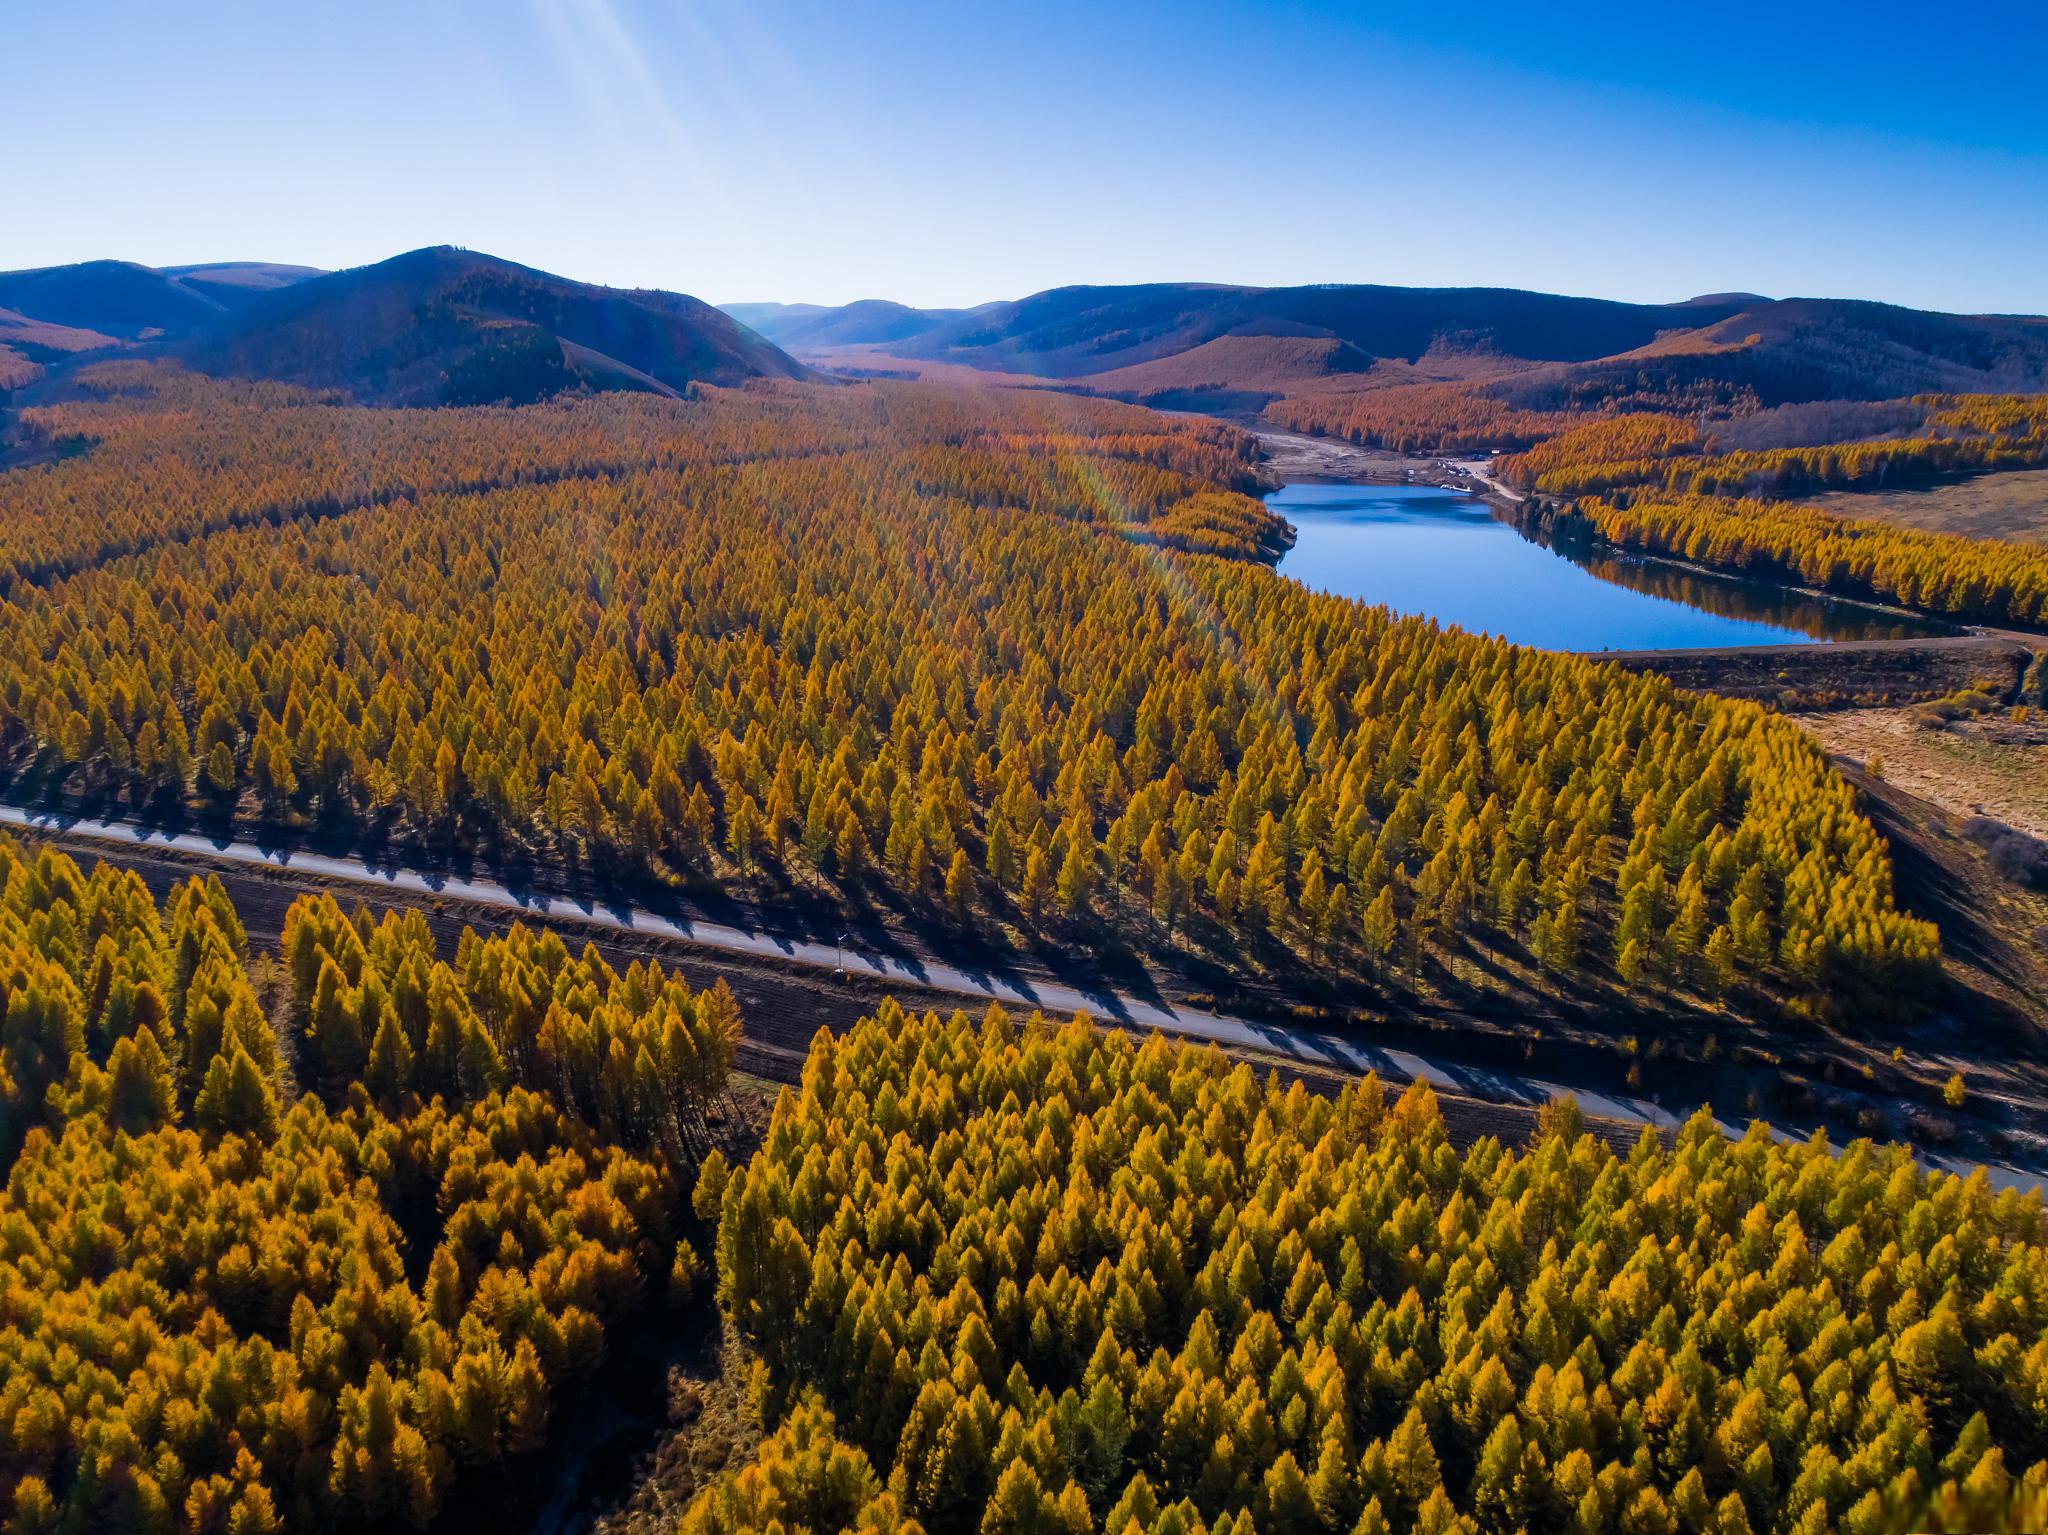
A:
[3, 803, 2037, 1192]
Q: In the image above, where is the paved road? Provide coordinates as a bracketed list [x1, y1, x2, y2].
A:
[4, 804, 2038, 1192]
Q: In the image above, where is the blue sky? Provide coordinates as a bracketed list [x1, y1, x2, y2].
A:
[11, 0, 2046, 312]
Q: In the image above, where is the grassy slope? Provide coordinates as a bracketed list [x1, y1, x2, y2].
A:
[1808, 468, 2048, 546]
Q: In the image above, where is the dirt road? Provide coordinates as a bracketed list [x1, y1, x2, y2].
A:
[8, 801, 2041, 1192]
[1240, 425, 1449, 484]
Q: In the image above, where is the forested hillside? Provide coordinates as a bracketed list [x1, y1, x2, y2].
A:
[1497, 397, 2048, 502]
[0, 366, 1934, 1016]
[1264, 386, 1580, 455]
[701, 1005, 2048, 1535]
[176, 248, 816, 406]
[0, 836, 740, 1528]
[0, 249, 808, 407]
[0, 261, 243, 343]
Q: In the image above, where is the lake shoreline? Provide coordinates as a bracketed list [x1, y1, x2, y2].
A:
[1262, 478, 1950, 654]
[1556, 543, 1960, 648]
[1230, 419, 2043, 665]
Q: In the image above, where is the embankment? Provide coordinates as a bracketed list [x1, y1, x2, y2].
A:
[1593, 633, 2034, 709]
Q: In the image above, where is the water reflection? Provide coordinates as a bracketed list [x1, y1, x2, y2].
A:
[1268, 482, 1950, 653]
[1568, 548, 1947, 646]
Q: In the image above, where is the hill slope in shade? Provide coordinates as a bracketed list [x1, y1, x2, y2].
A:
[159, 261, 329, 310]
[856, 282, 1752, 378]
[1578, 297, 2048, 402]
[0, 259, 329, 344]
[178, 246, 816, 405]
[775, 280, 2048, 412]
[0, 260, 228, 342]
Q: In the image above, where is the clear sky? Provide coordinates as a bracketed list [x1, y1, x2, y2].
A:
[11, 0, 2046, 313]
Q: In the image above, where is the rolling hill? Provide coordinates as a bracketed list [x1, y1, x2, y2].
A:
[0, 260, 231, 344]
[771, 283, 1753, 379]
[726, 297, 979, 350]
[16, 253, 2044, 420]
[175, 247, 816, 406]
[748, 281, 2048, 419]
[1, 249, 812, 407]
[159, 261, 327, 309]
[0, 258, 324, 347]
[1528, 296, 2048, 405]
[0, 259, 327, 390]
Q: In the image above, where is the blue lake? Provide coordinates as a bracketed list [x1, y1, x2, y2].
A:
[1268, 481, 1948, 652]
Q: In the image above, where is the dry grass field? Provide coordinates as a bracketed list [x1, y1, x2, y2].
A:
[1809, 467, 2048, 545]
[1797, 705, 2048, 840]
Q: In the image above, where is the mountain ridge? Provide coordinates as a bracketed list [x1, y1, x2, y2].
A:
[732, 281, 2048, 414]
[11, 253, 2044, 415]
[2, 248, 814, 406]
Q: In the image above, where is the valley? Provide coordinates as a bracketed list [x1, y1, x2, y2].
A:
[6, 246, 2048, 1535]
[14, 6, 2048, 1530]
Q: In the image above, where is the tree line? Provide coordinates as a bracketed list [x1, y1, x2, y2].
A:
[1570, 493, 2048, 628]
[1265, 385, 1575, 455]
[1490, 397, 2048, 627]
[1498, 397, 2048, 502]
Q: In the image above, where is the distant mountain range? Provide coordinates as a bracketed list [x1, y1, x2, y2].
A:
[723, 298, 988, 352]
[8, 249, 2045, 416]
[730, 284, 2048, 414]
[0, 248, 812, 404]
[0, 259, 320, 344]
